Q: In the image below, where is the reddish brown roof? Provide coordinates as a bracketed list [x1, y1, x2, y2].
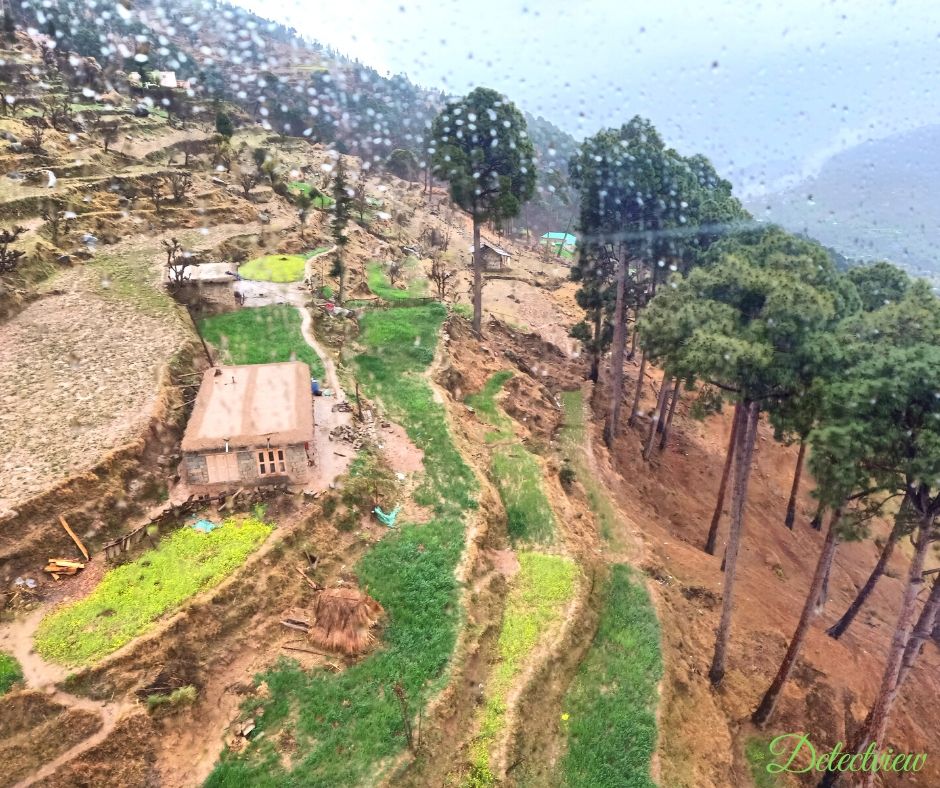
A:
[181, 362, 314, 453]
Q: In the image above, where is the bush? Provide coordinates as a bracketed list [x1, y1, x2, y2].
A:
[0, 652, 23, 695]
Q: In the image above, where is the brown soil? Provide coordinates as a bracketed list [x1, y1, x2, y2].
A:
[593, 362, 940, 787]
[32, 712, 158, 788]
[0, 697, 102, 787]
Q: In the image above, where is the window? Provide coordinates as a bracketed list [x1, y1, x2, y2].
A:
[257, 448, 286, 476]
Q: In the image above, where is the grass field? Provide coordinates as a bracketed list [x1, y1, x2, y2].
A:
[561, 564, 662, 787]
[560, 390, 618, 543]
[366, 261, 428, 302]
[199, 304, 325, 378]
[745, 737, 781, 788]
[288, 182, 334, 208]
[469, 552, 578, 785]
[491, 446, 556, 544]
[469, 371, 555, 545]
[0, 652, 23, 695]
[207, 300, 478, 786]
[238, 254, 306, 283]
[35, 518, 272, 666]
[466, 370, 514, 442]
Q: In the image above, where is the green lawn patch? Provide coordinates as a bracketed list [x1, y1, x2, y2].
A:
[238, 249, 328, 283]
[0, 652, 23, 695]
[469, 552, 577, 785]
[560, 391, 618, 542]
[199, 304, 325, 379]
[745, 737, 783, 788]
[466, 370, 513, 441]
[366, 261, 428, 302]
[35, 517, 272, 667]
[561, 564, 662, 787]
[207, 301, 477, 786]
[288, 182, 334, 209]
[491, 446, 556, 545]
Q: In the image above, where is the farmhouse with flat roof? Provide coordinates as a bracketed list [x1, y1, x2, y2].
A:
[181, 361, 315, 488]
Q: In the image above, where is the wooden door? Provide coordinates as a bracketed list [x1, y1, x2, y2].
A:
[205, 452, 240, 483]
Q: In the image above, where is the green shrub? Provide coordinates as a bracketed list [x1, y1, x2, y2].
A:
[0, 652, 23, 695]
[147, 684, 198, 711]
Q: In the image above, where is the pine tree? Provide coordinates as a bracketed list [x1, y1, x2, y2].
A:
[331, 158, 352, 303]
[430, 87, 536, 334]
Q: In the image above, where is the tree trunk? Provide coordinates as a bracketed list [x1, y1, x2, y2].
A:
[627, 352, 647, 428]
[628, 309, 639, 361]
[753, 508, 842, 726]
[826, 518, 903, 639]
[471, 219, 483, 334]
[823, 517, 934, 788]
[589, 304, 602, 383]
[337, 253, 346, 305]
[642, 376, 672, 461]
[784, 440, 807, 529]
[659, 379, 681, 449]
[604, 252, 628, 447]
[709, 400, 760, 686]
[810, 499, 825, 531]
[816, 557, 832, 612]
[894, 575, 940, 691]
[705, 402, 742, 555]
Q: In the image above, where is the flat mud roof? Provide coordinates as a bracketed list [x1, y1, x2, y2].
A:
[181, 361, 314, 452]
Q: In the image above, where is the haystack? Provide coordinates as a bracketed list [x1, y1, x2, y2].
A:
[308, 587, 383, 656]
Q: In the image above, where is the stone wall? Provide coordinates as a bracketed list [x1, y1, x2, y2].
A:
[183, 453, 208, 485]
[237, 450, 259, 483]
[285, 444, 308, 479]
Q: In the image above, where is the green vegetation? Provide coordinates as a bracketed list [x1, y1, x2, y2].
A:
[208, 300, 478, 786]
[491, 446, 556, 544]
[148, 684, 199, 711]
[35, 518, 272, 666]
[561, 564, 662, 787]
[288, 181, 334, 208]
[559, 390, 618, 542]
[745, 737, 781, 788]
[0, 652, 23, 695]
[469, 552, 578, 785]
[468, 371, 555, 544]
[465, 370, 513, 439]
[366, 261, 428, 302]
[238, 249, 328, 283]
[199, 304, 325, 378]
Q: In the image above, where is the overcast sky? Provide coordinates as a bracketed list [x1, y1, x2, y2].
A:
[231, 0, 940, 194]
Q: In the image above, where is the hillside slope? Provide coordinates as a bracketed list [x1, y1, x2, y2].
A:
[750, 125, 940, 279]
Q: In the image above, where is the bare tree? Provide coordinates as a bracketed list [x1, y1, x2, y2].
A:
[0, 226, 26, 273]
[387, 259, 404, 288]
[163, 237, 192, 285]
[146, 177, 165, 214]
[24, 126, 45, 153]
[238, 169, 260, 199]
[429, 258, 458, 303]
[41, 200, 74, 246]
[44, 96, 72, 132]
[180, 139, 199, 168]
[97, 120, 120, 153]
[168, 171, 193, 203]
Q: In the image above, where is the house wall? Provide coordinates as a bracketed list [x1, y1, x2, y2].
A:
[237, 450, 259, 483]
[184, 453, 209, 485]
[285, 444, 308, 477]
[185, 444, 310, 487]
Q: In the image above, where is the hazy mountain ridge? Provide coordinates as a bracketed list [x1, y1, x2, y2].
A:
[748, 124, 940, 280]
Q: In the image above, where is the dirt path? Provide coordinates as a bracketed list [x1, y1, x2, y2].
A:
[298, 304, 354, 484]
